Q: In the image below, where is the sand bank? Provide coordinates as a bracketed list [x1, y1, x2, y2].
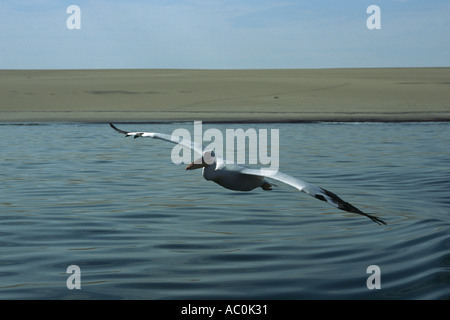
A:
[1, 68, 449, 122]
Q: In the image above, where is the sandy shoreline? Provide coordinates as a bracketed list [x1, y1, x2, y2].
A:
[1, 68, 449, 122]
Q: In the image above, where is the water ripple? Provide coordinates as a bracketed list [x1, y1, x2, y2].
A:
[0, 122, 449, 299]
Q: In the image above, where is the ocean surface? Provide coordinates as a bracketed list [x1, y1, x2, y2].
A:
[0, 121, 449, 300]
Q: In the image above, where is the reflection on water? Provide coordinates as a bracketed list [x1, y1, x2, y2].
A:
[0, 122, 449, 299]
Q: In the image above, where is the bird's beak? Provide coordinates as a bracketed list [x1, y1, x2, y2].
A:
[186, 162, 204, 170]
[186, 157, 206, 170]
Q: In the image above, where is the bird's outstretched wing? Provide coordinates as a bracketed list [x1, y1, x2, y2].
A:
[110, 123, 204, 157]
[239, 167, 386, 225]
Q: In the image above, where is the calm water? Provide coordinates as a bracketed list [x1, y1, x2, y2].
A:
[0, 121, 449, 300]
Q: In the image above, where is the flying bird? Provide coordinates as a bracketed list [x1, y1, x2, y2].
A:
[110, 123, 386, 225]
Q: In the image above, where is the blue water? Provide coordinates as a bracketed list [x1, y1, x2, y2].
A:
[0, 122, 449, 299]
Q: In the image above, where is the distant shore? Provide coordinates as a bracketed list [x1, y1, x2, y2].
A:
[1, 68, 449, 122]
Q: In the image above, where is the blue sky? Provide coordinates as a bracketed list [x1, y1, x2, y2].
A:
[1, 0, 449, 69]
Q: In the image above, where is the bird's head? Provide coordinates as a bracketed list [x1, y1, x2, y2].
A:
[186, 150, 216, 170]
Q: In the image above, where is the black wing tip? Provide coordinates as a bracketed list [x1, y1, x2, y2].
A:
[109, 122, 119, 131]
[365, 214, 387, 226]
[109, 123, 129, 135]
[339, 202, 387, 226]
[109, 123, 121, 131]
[321, 188, 387, 226]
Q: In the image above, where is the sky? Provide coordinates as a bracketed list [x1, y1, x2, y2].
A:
[1, 0, 449, 69]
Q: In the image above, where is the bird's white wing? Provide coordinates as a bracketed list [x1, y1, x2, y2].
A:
[110, 123, 204, 157]
[239, 167, 386, 225]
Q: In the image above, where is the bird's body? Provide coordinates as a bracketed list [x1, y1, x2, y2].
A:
[110, 123, 386, 225]
[202, 162, 271, 191]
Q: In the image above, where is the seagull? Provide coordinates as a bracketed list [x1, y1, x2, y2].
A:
[110, 123, 386, 225]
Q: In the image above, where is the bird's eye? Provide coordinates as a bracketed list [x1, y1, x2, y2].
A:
[210, 151, 215, 158]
